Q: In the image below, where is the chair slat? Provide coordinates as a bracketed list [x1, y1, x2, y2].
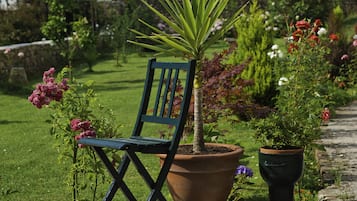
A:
[153, 68, 166, 116]
[167, 69, 180, 117]
[141, 115, 178, 125]
[159, 68, 172, 117]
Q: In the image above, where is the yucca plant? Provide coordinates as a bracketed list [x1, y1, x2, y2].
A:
[129, 0, 248, 153]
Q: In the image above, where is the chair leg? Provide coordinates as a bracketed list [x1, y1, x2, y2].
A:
[93, 147, 136, 201]
[147, 190, 166, 201]
[93, 147, 168, 201]
[126, 151, 166, 201]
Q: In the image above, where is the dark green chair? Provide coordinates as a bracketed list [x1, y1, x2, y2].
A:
[78, 58, 196, 201]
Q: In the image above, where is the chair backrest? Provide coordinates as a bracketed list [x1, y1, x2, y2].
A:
[132, 58, 196, 146]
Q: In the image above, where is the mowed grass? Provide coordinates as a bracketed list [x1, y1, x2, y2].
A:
[0, 45, 269, 201]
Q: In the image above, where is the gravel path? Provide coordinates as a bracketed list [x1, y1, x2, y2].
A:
[317, 100, 357, 201]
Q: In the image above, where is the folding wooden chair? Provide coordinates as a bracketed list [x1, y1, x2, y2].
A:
[78, 58, 196, 201]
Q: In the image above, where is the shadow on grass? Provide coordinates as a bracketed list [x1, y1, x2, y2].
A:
[0, 85, 32, 98]
[104, 78, 145, 85]
[91, 78, 145, 92]
[244, 195, 268, 201]
[0, 120, 29, 124]
[82, 69, 125, 75]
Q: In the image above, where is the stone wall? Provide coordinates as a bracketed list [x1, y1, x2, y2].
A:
[0, 40, 65, 85]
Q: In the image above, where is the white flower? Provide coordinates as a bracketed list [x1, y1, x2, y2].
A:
[274, 15, 281, 20]
[18, 52, 24, 57]
[314, 92, 321, 97]
[265, 26, 272, 31]
[273, 27, 279, 31]
[287, 36, 294, 42]
[353, 34, 357, 40]
[278, 77, 289, 86]
[267, 51, 275, 59]
[271, 2, 275, 6]
[271, 44, 279, 50]
[277, 50, 283, 58]
[317, 27, 327, 36]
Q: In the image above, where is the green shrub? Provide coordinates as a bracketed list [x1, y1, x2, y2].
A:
[0, 1, 47, 45]
[228, 0, 275, 105]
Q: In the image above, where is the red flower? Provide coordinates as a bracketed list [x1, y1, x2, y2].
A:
[308, 35, 320, 46]
[314, 19, 322, 27]
[295, 20, 310, 29]
[288, 43, 299, 53]
[292, 29, 303, 41]
[329, 34, 339, 41]
[321, 108, 330, 121]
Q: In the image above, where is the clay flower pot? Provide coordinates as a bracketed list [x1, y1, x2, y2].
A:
[158, 143, 244, 201]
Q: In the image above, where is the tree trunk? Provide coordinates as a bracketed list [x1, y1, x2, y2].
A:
[193, 76, 206, 153]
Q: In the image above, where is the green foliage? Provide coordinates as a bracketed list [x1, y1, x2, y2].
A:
[71, 17, 97, 71]
[0, 1, 47, 45]
[41, 0, 98, 70]
[111, 2, 140, 65]
[328, 5, 345, 37]
[228, 0, 275, 104]
[297, 147, 323, 197]
[41, 0, 74, 44]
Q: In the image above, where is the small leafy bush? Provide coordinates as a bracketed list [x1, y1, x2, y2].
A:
[29, 67, 120, 201]
[202, 44, 273, 122]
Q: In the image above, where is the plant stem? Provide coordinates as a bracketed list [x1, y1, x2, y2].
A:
[72, 142, 78, 201]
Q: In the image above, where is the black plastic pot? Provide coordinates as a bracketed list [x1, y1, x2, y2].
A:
[258, 147, 304, 201]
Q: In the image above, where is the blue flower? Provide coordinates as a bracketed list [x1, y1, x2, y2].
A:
[235, 165, 253, 177]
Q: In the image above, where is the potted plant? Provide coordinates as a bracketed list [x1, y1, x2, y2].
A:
[253, 19, 337, 201]
[128, 0, 247, 200]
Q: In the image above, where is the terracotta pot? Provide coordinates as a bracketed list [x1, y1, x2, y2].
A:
[259, 146, 304, 201]
[158, 143, 244, 201]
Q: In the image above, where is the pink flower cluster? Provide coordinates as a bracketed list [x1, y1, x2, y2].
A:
[28, 68, 69, 108]
[71, 119, 97, 148]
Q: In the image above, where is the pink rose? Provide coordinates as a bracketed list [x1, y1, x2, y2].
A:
[4, 48, 11, 54]
[353, 40, 357, 47]
[71, 119, 82, 131]
[341, 54, 349, 61]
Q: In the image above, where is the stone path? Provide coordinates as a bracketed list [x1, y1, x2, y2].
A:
[317, 100, 357, 201]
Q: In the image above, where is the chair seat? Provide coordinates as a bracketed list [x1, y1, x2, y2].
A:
[78, 136, 171, 154]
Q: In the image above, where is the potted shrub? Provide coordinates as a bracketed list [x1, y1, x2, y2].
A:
[128, 0, 247, 200]
[253, 19, 337, 201]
